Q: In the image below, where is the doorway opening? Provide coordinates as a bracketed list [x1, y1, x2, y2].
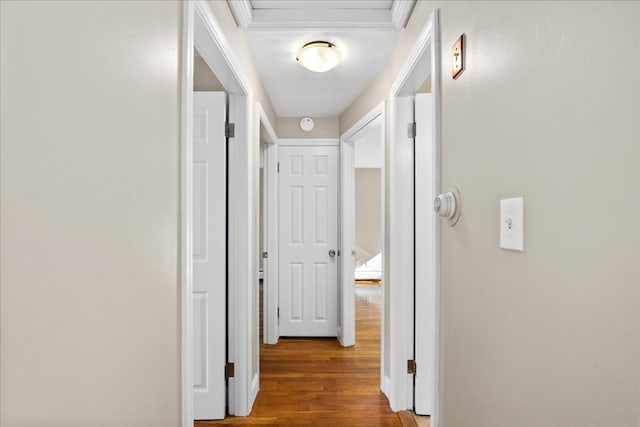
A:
[252, 130, 400, 423]
[386, 8, 441, 422]
[192, 45, 229, 421]
[352, 114, 384, 313]
[340, 101, 386, 361]
[181, 1, 256, 424]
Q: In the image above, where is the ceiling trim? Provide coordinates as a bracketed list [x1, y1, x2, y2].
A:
[391, 0, 416, 29]
[226, 0, 413, 31]
[248, 8, 394, 30]
[252, 1, 393, 9]
[227, 0, 253, 29]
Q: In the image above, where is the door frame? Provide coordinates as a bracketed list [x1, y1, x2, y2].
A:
[386, 8, 441, 424]
[339, 101, 386, 349]
[181, 1, 256, 424]
[257, 102, 279, 345]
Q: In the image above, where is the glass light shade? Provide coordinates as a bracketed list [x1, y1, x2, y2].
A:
[296, 41, 341, 73]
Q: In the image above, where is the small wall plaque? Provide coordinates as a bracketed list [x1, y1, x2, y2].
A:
[452, 34, 465, 79]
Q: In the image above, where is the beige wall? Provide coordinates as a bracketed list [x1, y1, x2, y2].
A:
[277, 116, 340, 139]
[436, 3, 639, 425]
[206, 0, 277, 127]
[342, 1, 640, 426]
[355, 168, 382, 264]
[194, 54, 224, 91]
[340, 65, 392, 135]
[1, 1, 181, 426]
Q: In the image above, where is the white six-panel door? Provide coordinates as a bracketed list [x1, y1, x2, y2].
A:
[193, 92, 226, 420]
[278, 145, 338, 337]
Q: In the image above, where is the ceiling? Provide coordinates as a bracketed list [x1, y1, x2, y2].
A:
[228, 0, 416, 118]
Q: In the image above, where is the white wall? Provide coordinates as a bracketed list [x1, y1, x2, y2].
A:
[354, 125, 383, 168]
[1, 1, 181, 425]
[341, 1, 640, 426]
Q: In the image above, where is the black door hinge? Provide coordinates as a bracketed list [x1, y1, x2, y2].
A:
[225, 122, 235, 138]
[225, 362, 235, 379]
[408, 122, 416, 139]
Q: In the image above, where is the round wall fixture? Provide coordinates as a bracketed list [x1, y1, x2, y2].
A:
[300, 117, 314, 132]
[434, 186, 462, 226]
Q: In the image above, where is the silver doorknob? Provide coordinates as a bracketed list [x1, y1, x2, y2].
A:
[328, 249, 336, 257]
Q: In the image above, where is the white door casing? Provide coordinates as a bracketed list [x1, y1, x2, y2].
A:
[182, 1, 257, 423]
[278, 144, 339, 337]
[414, 93, 436, 415]
[193, 92, 227, 420]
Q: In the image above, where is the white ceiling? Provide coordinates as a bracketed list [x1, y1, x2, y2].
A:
[228, 0, 415, 118]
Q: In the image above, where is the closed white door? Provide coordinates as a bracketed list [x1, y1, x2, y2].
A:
[193, 92, 226, 420]
[278, 145, 338, 337]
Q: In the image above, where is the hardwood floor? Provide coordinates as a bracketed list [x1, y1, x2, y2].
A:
[197, 284, 405, 426]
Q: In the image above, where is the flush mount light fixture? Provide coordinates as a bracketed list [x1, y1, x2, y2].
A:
[296, 41, 341, 73]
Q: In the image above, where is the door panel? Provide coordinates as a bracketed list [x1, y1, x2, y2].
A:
[193, 92, 226, 420]
[414, 93, 436, 415]
[279, 146, 338, 337]
[265, 140, 280, 345]
[338, 139, 356, 347]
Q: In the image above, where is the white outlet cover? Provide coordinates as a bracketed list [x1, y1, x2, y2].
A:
[500, 197, 524, 251]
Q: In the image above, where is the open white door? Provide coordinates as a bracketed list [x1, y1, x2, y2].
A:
[338, 140, 355, 347]
[193, 91, 227, 420]
[386, 95, 416, 409]
[414, 93, 437, 415]
[278, 144, 339, 337]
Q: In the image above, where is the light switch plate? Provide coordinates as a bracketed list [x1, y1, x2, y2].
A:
[500, 197, 524, 251]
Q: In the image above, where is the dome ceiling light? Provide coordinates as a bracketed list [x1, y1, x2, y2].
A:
[296, 41, 342, 73]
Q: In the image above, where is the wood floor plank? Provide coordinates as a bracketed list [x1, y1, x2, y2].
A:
[197, 284, 402, 426]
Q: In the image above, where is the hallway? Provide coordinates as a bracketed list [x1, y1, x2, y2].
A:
[197, 285, 412, 426]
